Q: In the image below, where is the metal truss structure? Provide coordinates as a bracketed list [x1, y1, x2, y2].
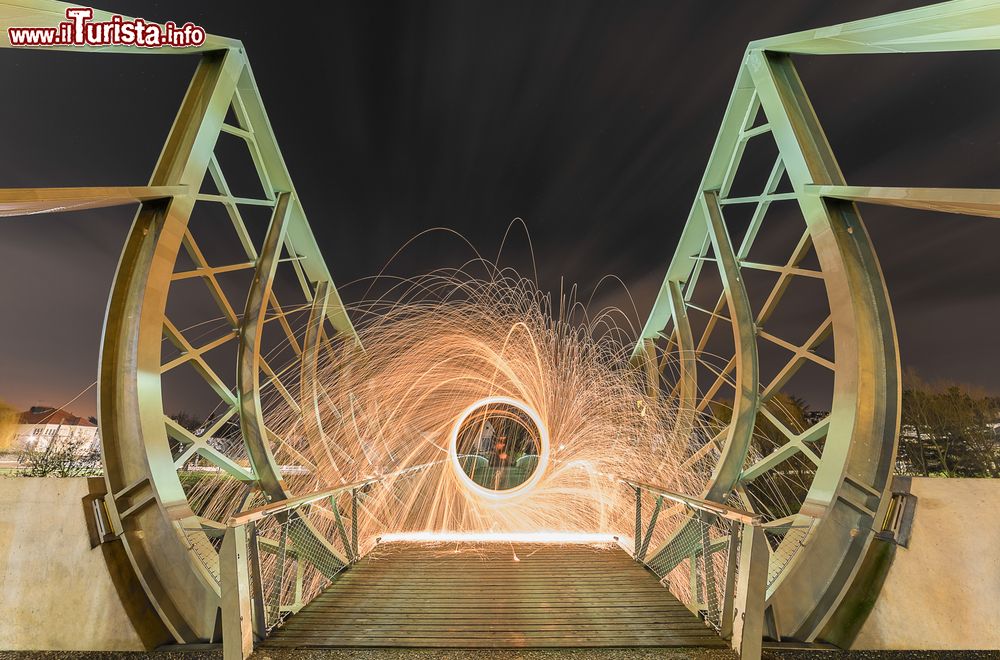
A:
[3, 0, 1000, 649]
[2, 1, 362, 642]
[633, 0, 1000, 642]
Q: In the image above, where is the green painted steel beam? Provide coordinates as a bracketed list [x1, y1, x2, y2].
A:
[0, 186, 186, 217]
[699, 190, 759, 504]
[744, 48, 900, 640]
[751, 0, 1000, 55]
[0, 0, 371, 637]
[301, 281, 338, 471]
[806, 184, 1000, 218]
[96, 48, 245, 643]
[631, 66, 758, 362]
[232, 66, 360, 344]
[665, 279, 696, 438]
[238, 191, 293, 501]
[644, 191, 760, 573]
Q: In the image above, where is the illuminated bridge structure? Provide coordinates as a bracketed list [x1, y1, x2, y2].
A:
[4, 1, 1000, 658]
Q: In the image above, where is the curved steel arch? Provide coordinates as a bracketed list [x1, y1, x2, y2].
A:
[98, 51, 360, 640]
[634, 50, 898, 642]
[95, 49, 361, 639]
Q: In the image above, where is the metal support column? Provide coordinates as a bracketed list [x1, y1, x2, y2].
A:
[732, 524, 768, 660]
[220, 526, 253, 660]
[720, 520, 741, 640]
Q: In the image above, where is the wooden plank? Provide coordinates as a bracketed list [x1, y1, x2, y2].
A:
[277, 632, 722, 642]
[293, 604, 693, 614]
[284, 603, 701, 616]
[264, 640, 727, 649]
[265, 636, 727, 648]
[332, 576, 656, 584]
[309, 585, 676, 594]
[278, 622, 718, 634]
[278, 628, 712, 637]
[282, 594, 684, 610]
[282, 619, 712, 629]
[332, 566, 658, 576]
[285, 614, 704, 624]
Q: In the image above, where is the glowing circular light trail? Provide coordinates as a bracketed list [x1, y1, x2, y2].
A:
[449, 396, 550, 500]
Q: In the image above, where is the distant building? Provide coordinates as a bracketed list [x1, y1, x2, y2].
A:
[12, 406, 100, 453]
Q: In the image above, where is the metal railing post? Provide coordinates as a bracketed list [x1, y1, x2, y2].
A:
[246, 522, 267, 641]
[732, 523, 768, 660]
[701, 513, 718, 624]
[634, 486, 642, 558]
[720, 519, 741, 640]
[621, 479, 767, 652]
[214, 464, 438, 650]
[220, 525, 254, 660]
[331, 495, 354, 562]
[638, 495, 662, 562]
[351, 487, 359, 558]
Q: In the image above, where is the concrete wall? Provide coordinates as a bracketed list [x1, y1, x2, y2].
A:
[0, 475, 996, 651]
[854, 477, 1000, 650]
[0, 477, 146, 651]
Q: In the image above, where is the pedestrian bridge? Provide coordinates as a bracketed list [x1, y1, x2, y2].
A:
[4, 1, 1000, 659]
[217, 477, 764, 658]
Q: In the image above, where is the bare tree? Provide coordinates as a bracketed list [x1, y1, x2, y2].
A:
[17, 435, 101, 477]
[898, 370, 1000, 478]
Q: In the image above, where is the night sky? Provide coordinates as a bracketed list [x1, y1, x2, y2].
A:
[3, 1, 1000, 418]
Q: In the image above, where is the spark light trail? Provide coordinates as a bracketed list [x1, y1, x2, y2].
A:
[190, 264, 722, 563]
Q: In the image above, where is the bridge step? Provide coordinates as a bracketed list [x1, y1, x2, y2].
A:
[263, 541, 726, 649]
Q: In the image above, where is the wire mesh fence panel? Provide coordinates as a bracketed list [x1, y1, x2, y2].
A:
[181, 526, 222, 584]
[765, 524, 809, 589]
[253, 509, 349, 631]
[627, 482, 737, 633]
[648, 511, 733, 631]
[219, 460, 548, 642]
[223, 464, 443, 633]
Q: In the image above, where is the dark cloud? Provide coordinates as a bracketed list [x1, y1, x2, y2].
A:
[3, 0, 999, 417]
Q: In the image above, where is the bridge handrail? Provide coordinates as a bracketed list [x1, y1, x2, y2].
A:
[220, 466, 768, 660]
[227, 475, 379, 527]
[220, 459, 442, 658]
[620, 478, 762, 526]
[623, 477, 769, 659]
[227, 461, 441, 527]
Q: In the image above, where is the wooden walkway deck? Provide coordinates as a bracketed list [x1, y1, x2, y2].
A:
[263, 541, 726, 649]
